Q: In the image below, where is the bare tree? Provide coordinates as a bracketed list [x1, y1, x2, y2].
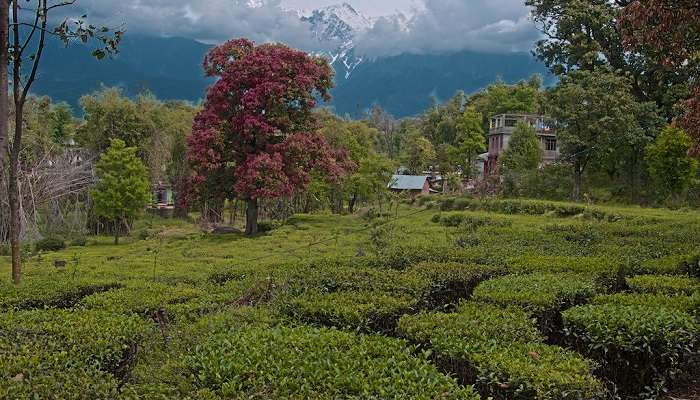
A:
[3, 0, 122, 284]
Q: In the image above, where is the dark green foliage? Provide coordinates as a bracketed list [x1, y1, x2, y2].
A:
[0, 310, 151, 399]
[563, 303, 699, 398]
[186, 325, 478, 399]
[281, 290, 415, 334]
[433, 212, 512, 229]
[473, 273, 599, 339]
[34, 237, 66, 252]
[399, 302, 604, 400]
[626, 274, 699, 296]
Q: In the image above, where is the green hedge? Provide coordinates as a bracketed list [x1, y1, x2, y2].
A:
[627, 274, 699, 296]
[563, 303, 699, 398]
[0, 279, 122, 311]
[681, 254, 700, 278]
[406, 262, 505, 309]
[435, 197, 623, 221]
[186, 325, 478, 399]
[280, 290, 416, 333]
[282, 260, 429, 298]
[398, 302, 604, 400]
[592, 292, 700, 316]
[473, 273, 599, 340]
[34, 237, 66, 252]
[81, 282, 202, 318]
[432, 213, 512, 229]
[0, 309, 151, 399]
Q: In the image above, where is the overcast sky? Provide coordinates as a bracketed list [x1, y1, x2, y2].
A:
[64, 0, 539, 56]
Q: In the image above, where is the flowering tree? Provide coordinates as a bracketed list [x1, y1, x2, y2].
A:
[186, 39, 348, 235]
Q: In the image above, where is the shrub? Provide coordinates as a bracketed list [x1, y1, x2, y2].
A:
[398, 302, 604, 400]
[70, 237, 88, 247]
[0, 309, 151, 399]
[186, 325, 478, 399]
[563, 303, 700, 398]
[627, 274, 699, 296]
[81, 282, 202, 318]
[281, 290, 415, 333]
[282, 260, 429, 298]
[473, 273, 599, 340]
[592, 292, 700, 316]
[34, 237, 66, 252]
[406, 262, 505, 309]
[680, 254, 700, 278]
[0, 279, 122, 311]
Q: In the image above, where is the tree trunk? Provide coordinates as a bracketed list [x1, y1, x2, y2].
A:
[348, 191, 357, 214]
[573, 158, 582, 202]
[245, 198, 258, 236]
[0, 0, 8, 169]
[114, 230, 119, 245]
[9, 102, 21, 284]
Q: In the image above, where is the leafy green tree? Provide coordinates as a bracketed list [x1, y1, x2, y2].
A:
[454, 106, 486, 178]
[91, 139, 151, 245]
[49, 102, 76, 145]
[646, 126, 699, 200]
[548, 69, 641, 201]
[500, 122, 543, 172]
[404, 135, 436, 175]
[527, 0, 690, 119]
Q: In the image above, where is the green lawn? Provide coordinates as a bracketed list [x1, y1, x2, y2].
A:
[1, 198, 699, 399]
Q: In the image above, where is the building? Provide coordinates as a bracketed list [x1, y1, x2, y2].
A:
[484, 114, 558, 176]
[387, 175, 432, 195]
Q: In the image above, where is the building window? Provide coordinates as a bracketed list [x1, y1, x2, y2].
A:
[505, 118, 518, 127]
[545, 138, 557, 151]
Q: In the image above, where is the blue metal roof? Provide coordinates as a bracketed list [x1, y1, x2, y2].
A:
[387, 175, 429, 190]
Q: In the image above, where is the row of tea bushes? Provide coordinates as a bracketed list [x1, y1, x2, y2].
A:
[81, 281, 203, 319]
[398, 302, 605, 400]
[186, 325, 479, 399]
[0, 309, 151, 399]
[281, 290, 416, 334]
[0, 278, 122, 311]
[626, 274, 700, 296]
[433, 197, 623, 222]
[279, 261, 504, 332]
[431, 213, 513, 229]
[592, 292, 700, 316]
[472, 272, 600, 340]
[563, 302, 699, 398]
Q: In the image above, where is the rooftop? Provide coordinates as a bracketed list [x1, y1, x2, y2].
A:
[387, 175, 429, 190]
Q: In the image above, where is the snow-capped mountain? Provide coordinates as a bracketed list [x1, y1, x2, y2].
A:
[302, 3, 372, 80]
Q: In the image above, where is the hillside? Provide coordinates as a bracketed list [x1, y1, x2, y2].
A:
[33, 33, 549, 117]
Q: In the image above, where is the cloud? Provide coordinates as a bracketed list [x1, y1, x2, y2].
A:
[61, 0, 331, 51]
[355, 0, 540, 57]
[59, 0, 539, 56]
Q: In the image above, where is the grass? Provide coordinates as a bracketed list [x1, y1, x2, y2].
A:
[0, 199, 699, 399]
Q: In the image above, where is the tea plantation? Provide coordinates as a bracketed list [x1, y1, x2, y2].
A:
[1, 198, 699, 399]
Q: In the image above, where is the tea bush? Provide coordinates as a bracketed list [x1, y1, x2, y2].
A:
[280, 290, 416, 333]
[0, 279, 122, 310]
[34, 237, 66, 252]
[81, 282, 202, 318]
[591, 292, 700, 316]
[406, 262, 506, 309]
[627, 274, 699, 296]
[186, 325, 478, 399]
[0, 309, 151, 399]
[473, 272, 599, 339]
[563, 303, 700, 398]
[680, 253, 700, 278]
[398, 302, 604, 400]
